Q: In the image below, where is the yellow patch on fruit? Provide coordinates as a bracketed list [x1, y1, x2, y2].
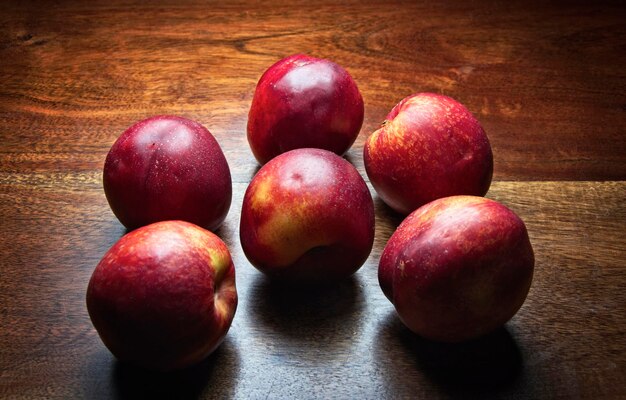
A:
[398, 260, 406, 278]
[250, 175, 273, 210]
[365, 127, 383, 156]
[207, 248, 230, 281]
[214, 295, 231, 321]
[183, 224, 211, 247]
[214, 278, 236, 321]
[257, 203, 331, 268]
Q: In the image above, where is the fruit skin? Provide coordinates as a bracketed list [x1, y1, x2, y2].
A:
[247, 54, 364, 164]
[240, 148, 375, 283]
[103, 115, 232, 231]
[364, 93, 493, 215]
[379, 196, 534, 342]
[86, 220, 238, 371]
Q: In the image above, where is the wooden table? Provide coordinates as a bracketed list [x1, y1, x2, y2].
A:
[1, 1, 625, 398]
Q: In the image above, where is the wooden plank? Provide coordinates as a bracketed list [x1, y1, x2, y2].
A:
[0, 174, 624, 398]
[1, 1, 625, 181]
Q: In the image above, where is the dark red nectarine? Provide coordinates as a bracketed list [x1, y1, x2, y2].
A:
[240, 148, 375, 283]
[86, 220, 238, 371]
[247, 54, 364, 164]
[379, 196, 534, 342]
[103, 115, 232, 231]
[364, 93, 493, 215]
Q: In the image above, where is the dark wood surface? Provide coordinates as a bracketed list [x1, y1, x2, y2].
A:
[1, 1, 625, 399]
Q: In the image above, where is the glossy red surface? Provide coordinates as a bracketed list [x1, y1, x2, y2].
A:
[247, 54, 364, 164]
[364, 93, 493, 215]
[86, 221, 237, 371]
[104, 115, 232, 231]
[379, 196, 534, 342]
[240, 148, 374, 282]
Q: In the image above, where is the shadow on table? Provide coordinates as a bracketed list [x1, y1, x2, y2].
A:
[111, 338, 240, 399]
[248, 274, 365, 337]
[375, 312, 523, 397]
[343, 152, 359, 167]
[246, 163, 262, 181]
[373, 195, 404, 229]
[246, 275, 366, 363]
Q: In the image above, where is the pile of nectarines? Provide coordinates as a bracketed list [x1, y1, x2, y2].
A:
[86, 54, 534, 371]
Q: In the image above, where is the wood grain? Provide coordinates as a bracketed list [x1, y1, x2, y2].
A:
[1, 1, 625, 181]
[1, 1, 625, 399]
[1, 174, 625, 398]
